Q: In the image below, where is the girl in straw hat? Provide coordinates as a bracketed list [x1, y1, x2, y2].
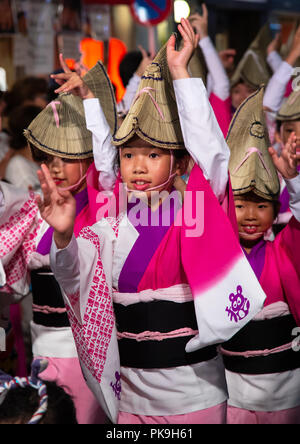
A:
[0, 58, 118, 423]
[41, 19, 266, 424]
[271, 87, 300, 230]
[221, 86, 300, 424]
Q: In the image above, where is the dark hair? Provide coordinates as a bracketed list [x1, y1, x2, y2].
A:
[4, 77, 48, 116]
[0, 381, 77, 424]
[119, 51, 143, 88]
[8, 105, 42, 151]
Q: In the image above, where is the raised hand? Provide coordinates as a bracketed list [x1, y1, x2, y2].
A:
[36, 164, 76, 249]
[269, 132, 298, 180]
[219, 49, 236, 72]
[189, 4, 208, 40]
[267, 32, 282, 56]
[50, 54, 94, 100]
[135, 45, 155, 77]
[167, 18, 200, 80]
[286, 25, 300, 66]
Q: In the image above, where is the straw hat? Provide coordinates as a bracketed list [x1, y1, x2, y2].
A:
[231, 24, 272, 89]
[113, 42, 185, 150]
[24, 62, 117, 160]
[227, 85, 280, 200]
[276, 89, 300, 121]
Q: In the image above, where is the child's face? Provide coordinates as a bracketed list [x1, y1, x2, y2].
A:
[280, 120, 300, 162]
[120, 138, 180, 199]
[231, 82, 256, 110]
[234, 195, 275, 249]
[44, 156, 91, 192]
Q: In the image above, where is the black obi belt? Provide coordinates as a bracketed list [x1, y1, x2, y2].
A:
[114, 300, 217, 369]
[31, 268, 70, 328]
[221, 315, 300, 375]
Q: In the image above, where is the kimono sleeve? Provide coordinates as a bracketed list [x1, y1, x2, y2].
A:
[50, 221, 121, 424]
[0, 182, 41, 296]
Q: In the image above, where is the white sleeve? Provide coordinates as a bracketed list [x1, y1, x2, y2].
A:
[50, 234, 80, 297]
[199, 37, 230, 101]
[284, 173, 300, 222]
[267, 51, 283, 72]
[83, 98, 117, 192]
[263, 61, 294, 112]
[173, 77, 230, 202]
[121, 74, 141, 114]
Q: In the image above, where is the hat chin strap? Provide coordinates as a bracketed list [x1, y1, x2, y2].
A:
[123, 150, 177, 194]
[57, 162, 87, 193]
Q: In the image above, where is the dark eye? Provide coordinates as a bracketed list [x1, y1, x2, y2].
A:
[235, 204, 243, 209]
[149, 153, 159, 159]
[124, 153, 132, 159]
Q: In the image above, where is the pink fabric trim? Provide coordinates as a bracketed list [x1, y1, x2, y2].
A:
[113, 284, 193, 306]
[219, 339, 296, 359]
[66, 226, 115, 385]
[260, 218, 300, 325]
[118, 401, 227, 424]
[253, 302, 290, 321]
[233, 147, 272, 177]
[37, 356, 106, 424]
[227, 404, 300, 424]
[0, 196, 40, 289]
[117, 327, 198, 342]
[47, 101, 60, 128]
[133, 87, 165, 120]
[32, 304, 67, 314]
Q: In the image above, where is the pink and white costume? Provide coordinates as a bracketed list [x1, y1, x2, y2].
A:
[0, 98, 115, 424]
[50, 78, 266, 424]
[221, 174, 300, 424]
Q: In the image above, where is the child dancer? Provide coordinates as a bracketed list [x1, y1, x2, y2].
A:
[0, 61, 117, 423]
[221, 86, 300, 424]
[43, 19, 266, 425]
[273, 88, 300, 228]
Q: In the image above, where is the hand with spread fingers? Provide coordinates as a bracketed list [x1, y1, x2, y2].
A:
[167, 18, 200, 80]
[50, 54, 94, 100]
[269, 132, 299, 180]
[189, 3, 208, 40]
[135, 45, 155, 77]
[36, 164, 76, 249]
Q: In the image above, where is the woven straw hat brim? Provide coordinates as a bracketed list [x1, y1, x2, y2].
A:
[83, 62, 117, 136]
[231, 24, 272, 89]
[113, 43, 185, 150]
[276, 91, 300, 121]
[227, 86, 280, 201]
[24, 61, 117, 159]
[24, 94, 94, 159]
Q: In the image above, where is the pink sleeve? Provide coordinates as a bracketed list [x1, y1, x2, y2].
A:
[209, 93, 232, 139]
[275, 217, 300, 324]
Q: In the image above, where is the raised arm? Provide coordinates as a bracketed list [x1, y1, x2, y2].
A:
[263, 26, 300, 113]
[167, 18, 230, 202]
[189, 5, 230, 101]
[51, 55, 117, 192]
